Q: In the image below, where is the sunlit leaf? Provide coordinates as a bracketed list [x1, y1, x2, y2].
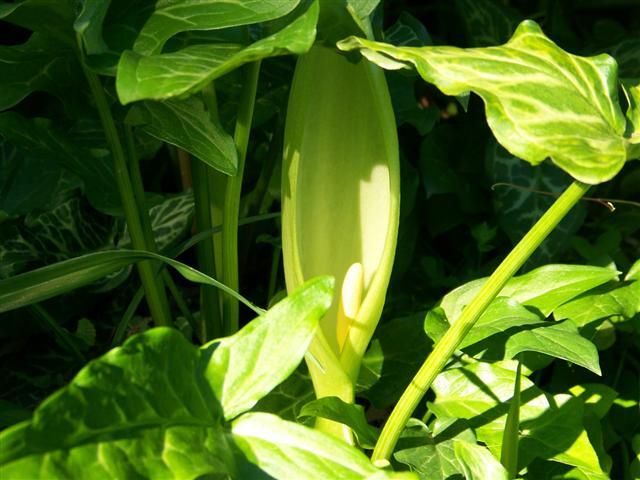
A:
[339, 20, 630, 184]
[117, 1, 318, 104]
[132, 0, 300, 55]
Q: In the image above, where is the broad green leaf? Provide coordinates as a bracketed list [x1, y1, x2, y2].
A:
[338, 20, 629, 184]
[231, 412, 412, 479]
[0, 249, 262, 315]
[488, 142, 586, 265]
[0, 34, 82, 112]
[439, 264, 618, 322]
[0, 112, 120, 214]
[393, 418, 470, 479]
[299, 396, 379, 449]
[429, 362, 608, 477]
[206, 276, 334, 420]
[126, 97, 238, 175]
[504, 320, 601, 375]
[553, 279, 640, 327]
[0, 328, 236, 478]
[117, 0, 318, 104]
[454, 440, 508, 480]
[358, 314, 433, 408]
[132, 0, 300, 55]
[454, 0, 522, 46]
[606, 35, 640, 78]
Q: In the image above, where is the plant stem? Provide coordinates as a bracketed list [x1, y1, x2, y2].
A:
[222, 61, 261, 335]
[79, 57, 172, 327]
[189, 152, 223, 340]
[501, 360, 521, 478]
[371, 180, 590, 463]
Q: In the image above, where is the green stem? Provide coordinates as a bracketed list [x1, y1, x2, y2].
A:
[371, 180, 590, 463]
[79, 54, 172, 327]
[190, 153, 223, 340]
[222, 61, 261, 335]
[501, 360, 521, 478]
[162, 270, 198, 334]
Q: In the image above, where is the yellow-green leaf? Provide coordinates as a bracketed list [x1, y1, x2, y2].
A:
[339, 20, 629, 184]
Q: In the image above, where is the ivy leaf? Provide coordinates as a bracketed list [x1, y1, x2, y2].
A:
[126, 97, 238, 175]
[118, 191, 195, 251]
[132, 0, 300, 55]
[488, 142, 586, 266]
[117, 0, 318, 104]
[622, 78, 640, 154]
[453, 0, 522, 47]
[339, 20, 629, 184]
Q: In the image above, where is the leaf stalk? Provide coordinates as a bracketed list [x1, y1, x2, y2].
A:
[371, 180, 590, 462]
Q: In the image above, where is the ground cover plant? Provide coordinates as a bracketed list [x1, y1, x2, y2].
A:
[0, 0, 639, 478]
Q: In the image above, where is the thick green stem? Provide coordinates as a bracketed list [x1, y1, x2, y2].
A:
[371, 180, 590, 463]
[189, 152, 223, 340]
[222, 61, 261, 335]
[79, 58, 172, 327]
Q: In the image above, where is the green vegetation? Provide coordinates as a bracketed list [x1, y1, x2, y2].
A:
[0, 1, 638, 478]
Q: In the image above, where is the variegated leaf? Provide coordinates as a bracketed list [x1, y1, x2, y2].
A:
[339, 20, 630, 184]
[117, 1, 318, 104]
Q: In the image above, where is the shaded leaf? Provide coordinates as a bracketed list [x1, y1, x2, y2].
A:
[488, 142, 586, 265]
[299, 396, 379, 449]
[454, 0, 522, 46]
[0, 112, 120, 214]
[0, 34, 83, 112]
[126, 97, 238, 175]
[119, 191, 195, 251]
[393, 418, 468, 479]
[0, 0, 75, 43]
[339, 20, 629, 184]
[358, 314, 433, 408]
[253, 367, 314, 422]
